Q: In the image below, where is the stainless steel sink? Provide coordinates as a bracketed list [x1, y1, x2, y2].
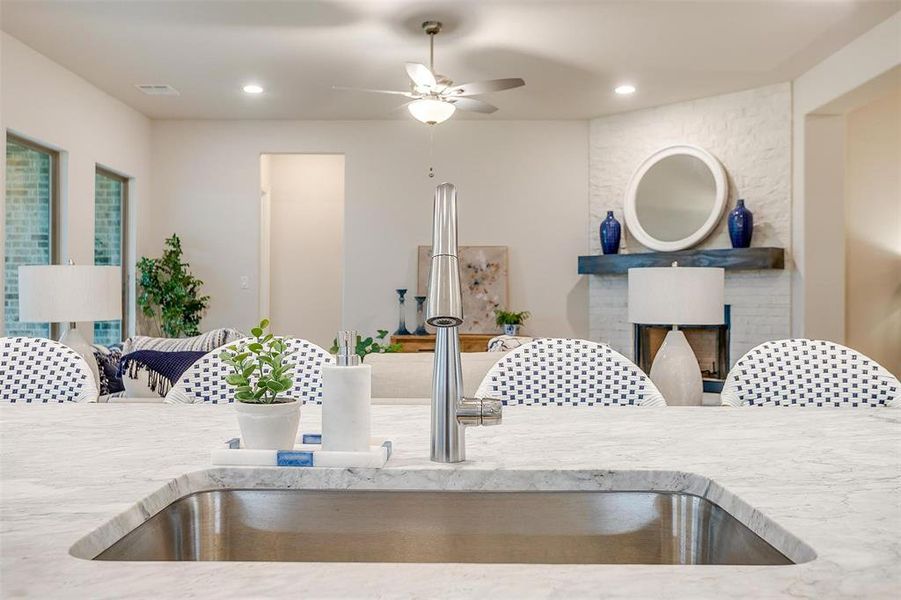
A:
[94, 490, 792, 565]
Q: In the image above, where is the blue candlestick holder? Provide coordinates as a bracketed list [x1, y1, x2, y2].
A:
[394, 288, 411, 336]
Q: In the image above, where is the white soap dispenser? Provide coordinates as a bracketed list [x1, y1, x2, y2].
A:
[321, 330, 372, 452]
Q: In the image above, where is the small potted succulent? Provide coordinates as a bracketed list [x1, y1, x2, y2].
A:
[494, 309, 530, 337]
[220, 319, 298, 450]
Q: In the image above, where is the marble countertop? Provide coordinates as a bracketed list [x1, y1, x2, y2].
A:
[1, 403, 899, 599]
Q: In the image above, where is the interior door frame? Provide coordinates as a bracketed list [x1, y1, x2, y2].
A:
[258, 188, 271, 322]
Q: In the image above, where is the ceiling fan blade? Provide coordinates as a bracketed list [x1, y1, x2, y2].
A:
[444, 78, 525, 96]
[405, 62, 437, 88]
[447, 97, 498, 114]
[392, 100, 417, 114]
[332, 85, 415, 97]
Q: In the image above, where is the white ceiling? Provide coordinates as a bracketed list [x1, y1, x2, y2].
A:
[1, 1, 898, 120]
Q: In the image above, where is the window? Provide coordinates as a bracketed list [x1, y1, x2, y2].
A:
[93, 168, 127, 345]
[4, 135, 59, 337]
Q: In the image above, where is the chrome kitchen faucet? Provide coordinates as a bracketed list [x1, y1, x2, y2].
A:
[426, 182, 502, 463]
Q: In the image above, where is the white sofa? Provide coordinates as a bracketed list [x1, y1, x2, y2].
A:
[365, 351, 506, 404]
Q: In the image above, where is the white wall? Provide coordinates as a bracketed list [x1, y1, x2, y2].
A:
[844, 89, 901, 375]
[0, 32, 152, 336]
[149, 120, 589, 339]
[263, 154, 344, 349]
[802, 115, 846, 343]
[792, 12, 901, 338]
[588, 84, 792, 362]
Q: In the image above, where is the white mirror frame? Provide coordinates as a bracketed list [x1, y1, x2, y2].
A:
[623, 144, 728, 252]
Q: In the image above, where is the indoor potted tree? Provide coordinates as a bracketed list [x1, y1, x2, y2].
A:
[494, 309, 531, 336]
[137, 234, 210, 337]
[220, 319, 299, 450]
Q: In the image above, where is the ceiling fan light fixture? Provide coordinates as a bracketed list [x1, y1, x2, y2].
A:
[408, 98, 455, 125]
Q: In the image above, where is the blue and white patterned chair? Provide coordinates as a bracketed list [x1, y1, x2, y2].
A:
[0, 336, 99, 403]
[721, 339, 900, 407]
[165, 337, 334, 404]
[475, 338, 666, 406]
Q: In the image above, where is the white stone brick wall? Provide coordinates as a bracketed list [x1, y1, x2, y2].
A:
[588, 83, 792, 365]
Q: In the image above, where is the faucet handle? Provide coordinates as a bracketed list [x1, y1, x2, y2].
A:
[456, 397, 503, 427]
[480, 397, 503, 426]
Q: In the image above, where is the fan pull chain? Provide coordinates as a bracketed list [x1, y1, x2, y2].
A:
[428, 126, 435, 178]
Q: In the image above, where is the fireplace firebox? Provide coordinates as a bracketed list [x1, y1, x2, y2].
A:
[633, 306, 730, 393]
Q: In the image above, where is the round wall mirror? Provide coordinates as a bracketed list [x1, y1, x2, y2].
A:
[624, 145, 728, 252]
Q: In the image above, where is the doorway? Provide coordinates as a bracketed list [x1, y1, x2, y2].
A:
[259, 154, 345, 349]
[802, 67, 900, 375]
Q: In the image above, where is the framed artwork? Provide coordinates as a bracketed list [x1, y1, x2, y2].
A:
[417, 245, 509, 334]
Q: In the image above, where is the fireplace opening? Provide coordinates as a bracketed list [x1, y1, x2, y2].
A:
[633, 306, 730, 393]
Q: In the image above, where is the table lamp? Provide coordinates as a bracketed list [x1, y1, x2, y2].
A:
[628, 264, 724, 406]
[18, 264, 122, 384]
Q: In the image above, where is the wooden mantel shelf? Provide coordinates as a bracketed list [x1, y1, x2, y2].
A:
[578, 247, 785, 275]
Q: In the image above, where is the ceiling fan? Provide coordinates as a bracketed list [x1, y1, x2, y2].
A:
[334, 20, 525, 124]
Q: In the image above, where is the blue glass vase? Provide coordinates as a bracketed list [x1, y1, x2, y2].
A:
[728, 199, 754, 248]
[600, 211, 621, 255]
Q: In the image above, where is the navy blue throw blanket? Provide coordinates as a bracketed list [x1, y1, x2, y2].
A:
[118, 350, 208, 396]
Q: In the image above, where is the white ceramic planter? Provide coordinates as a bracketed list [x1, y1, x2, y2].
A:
[503, 324, 520, 336]
[235, 399, 300, 450]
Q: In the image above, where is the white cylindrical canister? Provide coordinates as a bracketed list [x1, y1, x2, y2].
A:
[321, 363, 372, 452]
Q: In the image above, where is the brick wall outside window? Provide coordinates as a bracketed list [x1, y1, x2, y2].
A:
[93, 172, 123, 345]
[4, 139, 52, 338]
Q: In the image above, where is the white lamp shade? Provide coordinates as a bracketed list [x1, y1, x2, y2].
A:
[628, 266, 724, 325]
[18, 265, 121, 323]
[407, 98, 456, 124]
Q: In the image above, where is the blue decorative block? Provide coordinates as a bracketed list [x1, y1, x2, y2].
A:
[728, 199, 754, 248]
[600, 211, 621, 255]
[277, 451, 315, 467]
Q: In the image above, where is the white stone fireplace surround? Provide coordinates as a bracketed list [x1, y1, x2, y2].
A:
[588, 84, 791, 366]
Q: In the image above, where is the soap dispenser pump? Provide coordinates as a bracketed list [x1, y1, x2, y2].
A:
[321, 330, 372, 452]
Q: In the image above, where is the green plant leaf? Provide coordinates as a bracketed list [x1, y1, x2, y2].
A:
[251, 327, 263, 337]
[259, 318, 270, 329]
[225, 374, 248, 386]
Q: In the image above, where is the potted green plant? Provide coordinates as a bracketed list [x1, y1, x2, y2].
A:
[137, 234, 210, 337]
[329, 329, 402, 359]
[220, 319, 298, 450]
[494, 309, 530, 336]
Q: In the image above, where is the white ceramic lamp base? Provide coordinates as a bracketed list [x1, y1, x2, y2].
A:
[60, 326, 99, 387]
[649, 328, 703, 406]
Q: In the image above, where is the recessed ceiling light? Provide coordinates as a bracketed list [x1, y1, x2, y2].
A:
[243, 84, 264, 94]
[614, 84, 636, 95]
